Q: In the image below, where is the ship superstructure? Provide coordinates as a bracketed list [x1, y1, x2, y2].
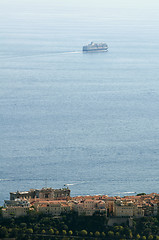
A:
[83, 42, 108, 51]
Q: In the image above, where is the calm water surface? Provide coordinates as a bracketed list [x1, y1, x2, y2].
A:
[0, 2, 159, 205]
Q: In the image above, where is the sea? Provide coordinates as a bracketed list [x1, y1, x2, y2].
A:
[0, 1, 159, 205]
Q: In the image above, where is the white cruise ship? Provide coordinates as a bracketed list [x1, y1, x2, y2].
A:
[83, 42, 108, 52]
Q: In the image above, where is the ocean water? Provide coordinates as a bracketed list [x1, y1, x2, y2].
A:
[0, 1, 159, 205]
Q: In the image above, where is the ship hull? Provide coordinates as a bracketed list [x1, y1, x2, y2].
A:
[83, 48, 108, 52]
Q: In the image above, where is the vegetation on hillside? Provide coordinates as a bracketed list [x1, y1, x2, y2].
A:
[0, 210, 159, 239]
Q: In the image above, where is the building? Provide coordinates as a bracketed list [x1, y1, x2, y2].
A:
[35, 200, 71, 216]
[2, 206, 29, 218]
[10, 191, 30, 200]
[39, 188, 70, 200]
[3, 190, 159, 220]
[4, 199, 30, 208]
[71, 199, 107, 216]
[114, 200, 144, 217]
[10, 187, 70, 201]
[114, 200, 134, 217]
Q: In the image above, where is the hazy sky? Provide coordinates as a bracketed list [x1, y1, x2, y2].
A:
[1, 0, 159, 10]
[57, 0, 159, 9]
[0, 0, 159, 24]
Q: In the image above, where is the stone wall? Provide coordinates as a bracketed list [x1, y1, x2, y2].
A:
[108, 217, 133, 227]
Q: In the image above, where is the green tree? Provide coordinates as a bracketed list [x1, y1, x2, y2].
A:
[129, 232, 133, 239]
[115, 232, 120, 238]
[144, 228, 152, 237]
[27, 228, 33, 234]
[62, 230, 67, 235]
[49, 228, 54, 234]
[0, 206, 3, 216]
[119, 226, 124, 232]
[11, 227, 19, 238]
[95, 231, 100, 237]
[20, 223, 27, 229]
[80, 230, 88, 236]
[142, 236, 146, 240]
[108, 230, 114, 238]
[75, 230, 79, 236]
[0, 226, 8, 238]
[148, 235, 153, 240]
[114, 226, 120, 232]
[68, 230, 73, 236]
[137, 193, 146, 196]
